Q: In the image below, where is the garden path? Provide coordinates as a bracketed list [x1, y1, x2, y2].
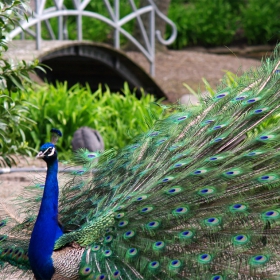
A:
[128, 49, 261, 102]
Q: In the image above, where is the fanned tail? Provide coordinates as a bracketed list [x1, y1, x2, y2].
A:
[52, 46, 280, 279]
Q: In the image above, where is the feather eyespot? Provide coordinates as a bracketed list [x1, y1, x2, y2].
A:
[229, 203, 248, 212]
[104, 235, 113, 243]
[172, 206, 189, 216]
[211, 136, 226, 143]
[211, 124, 226, 131]
[103, 249, 112, 257]
[140, 206, 154, 214]
[211, 275, 224, 280]
[148, 260, 160, 271]
[160, 176, 175, 183]
[146, 221, 160, 230]
[168, 259, 182, 270]
[232, 234, 249, 246]
[204, 217, 221, 226]
[177, 116, 188, 121]
[86, 153, 98, 159]
[92, 245, 101, 251]
[193, 168, 208, 175]
[261, 209, 280, 220]
[126, 248, 138, 258]
[223, 169, 242, 177]
[123, 230, 136, 239]
[242, 96, 261, 105]
[164, 186, 182, 195]
[214, 91, 229, 100]
[203, 119, 215, 125]
[172, 160, 190, 168]
[79, 266, 92, 276]
[115, 213, 125, 219]
[118, 220, 128, 227]
[258, 174, 278, 182]
[133, 194, 148, 202]
[252, 107, 269, 114]
[206, 155, 225, 162]
[112, 270, 120, 278]
[152, 241, 165, 250]
[249, 254, 269, 266]
[179, 230, 195, 240]
[148, 131, 160, 137]
[96, 274, 107, 280]
[197, 187, 216, 196]
[234, 96, 247, 101]
[197, 253, 212, 264]
[258, 134, 275, 141]
[245, 150, 263, 156]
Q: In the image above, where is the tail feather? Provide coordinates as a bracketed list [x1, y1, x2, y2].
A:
[53, 47, 280, 279]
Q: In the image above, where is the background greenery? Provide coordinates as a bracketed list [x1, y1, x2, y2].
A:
[7, 83, 163, 160]
[3, 0, 280, 166]
[0, 0, 42, 167]
[37, 0, 280, 49]
[167, 0, 280, 48]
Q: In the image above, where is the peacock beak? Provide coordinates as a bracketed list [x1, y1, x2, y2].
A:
[36, 151, 45, 159]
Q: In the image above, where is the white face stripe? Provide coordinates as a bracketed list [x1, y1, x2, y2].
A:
[47, 147, 56, 157]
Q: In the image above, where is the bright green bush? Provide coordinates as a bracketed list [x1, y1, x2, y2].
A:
[167, 0, 280, 48]
[240, 0, 280, 45]
[0, 94, 36, 166]
[167, 0, 238, 48]
[0, 0, 44, 167]
[13, 82, 163, 160]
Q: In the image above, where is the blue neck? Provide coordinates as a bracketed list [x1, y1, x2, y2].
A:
[28, 159, 63, 280]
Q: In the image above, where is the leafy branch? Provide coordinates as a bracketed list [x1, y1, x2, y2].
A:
[0, 0, 45, 167]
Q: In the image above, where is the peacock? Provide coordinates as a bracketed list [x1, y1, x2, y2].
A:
[2, 48, 280, 280]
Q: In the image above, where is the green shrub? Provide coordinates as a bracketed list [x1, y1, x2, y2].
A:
[167, 0, 238, 48]
[0, 94, 36, 166]
[168, 0, 280, 48]
[0, 0, 44, 167]
[13, 82, 163, 160]
[240, 0, 280, 45]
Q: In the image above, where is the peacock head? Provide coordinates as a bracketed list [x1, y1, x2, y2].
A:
[36, 143, 57, 162]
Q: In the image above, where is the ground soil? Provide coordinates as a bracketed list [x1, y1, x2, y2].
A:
[128, 49, 261, 102]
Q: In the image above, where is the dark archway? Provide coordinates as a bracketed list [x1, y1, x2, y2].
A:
[36, 42, 166, 98]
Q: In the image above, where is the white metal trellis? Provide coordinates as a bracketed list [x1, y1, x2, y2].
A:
[8, 0, 177, 76]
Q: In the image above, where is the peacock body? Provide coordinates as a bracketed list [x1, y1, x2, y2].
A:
[2, 48, 280, 279]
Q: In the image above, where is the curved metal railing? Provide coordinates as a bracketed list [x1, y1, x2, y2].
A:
[8, 0, 177, 76]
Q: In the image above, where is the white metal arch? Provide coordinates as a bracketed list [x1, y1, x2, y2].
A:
[8, 0, 177, 76]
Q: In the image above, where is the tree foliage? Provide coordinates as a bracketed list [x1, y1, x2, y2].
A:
[0, 0, 43, 167]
